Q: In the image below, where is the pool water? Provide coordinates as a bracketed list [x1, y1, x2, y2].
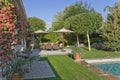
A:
[93, 62, 120, 77]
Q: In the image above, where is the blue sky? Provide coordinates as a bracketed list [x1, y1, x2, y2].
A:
[23, 0, 120, 28]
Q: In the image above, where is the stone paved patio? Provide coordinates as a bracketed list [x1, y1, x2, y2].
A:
[23, 61, 56, 79]
[22, 48, 72, 79]
[39, 49, 72, 56]
[22, 49, 57, 79]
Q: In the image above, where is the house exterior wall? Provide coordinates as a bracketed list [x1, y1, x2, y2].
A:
[0, 0, 28, 80]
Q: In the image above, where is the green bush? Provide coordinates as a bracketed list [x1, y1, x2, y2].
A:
[44, 32, 58, 42]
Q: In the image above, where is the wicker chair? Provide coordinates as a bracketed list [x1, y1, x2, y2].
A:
[52, 43, 59, 50]
[45, 43, 52, 50]
[59, 43, 64, 49]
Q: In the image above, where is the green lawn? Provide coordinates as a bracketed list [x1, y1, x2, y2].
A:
[81, 46, 120, 59]
[25, 55, 104, 80]
[24, 46, 120, 80]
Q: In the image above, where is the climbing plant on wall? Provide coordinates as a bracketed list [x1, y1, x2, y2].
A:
[0, 0, 17, 79]
[0, 0, 27, 79]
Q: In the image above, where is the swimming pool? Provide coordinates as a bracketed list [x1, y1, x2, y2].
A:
[93, 62, 120, 77]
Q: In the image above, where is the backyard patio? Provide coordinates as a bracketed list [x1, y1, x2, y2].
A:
[22, 49, 103, 80]
[22, 46, 120, 80]
[23, 48, 72, 79]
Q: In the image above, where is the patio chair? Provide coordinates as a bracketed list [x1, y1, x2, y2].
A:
[17, 45, 33, 58]
[45, 43, 52, 50]
[52, 43, 59, 50]
[17, 44, 34, 58]
[40, 43, 46, 50]
[59, 42, 64, 49]
[17, 44, 34, 70]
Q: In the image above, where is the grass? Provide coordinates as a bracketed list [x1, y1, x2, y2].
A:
[24, 46, 120, 80]
[81, 46, 120, 59]
[25, 55, 104, 80]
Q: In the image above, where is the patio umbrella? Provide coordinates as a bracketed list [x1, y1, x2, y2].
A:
[34, 29, 48, 34]
[54, 28, 73, 50]
[54, 28, 73, 33]
[34, 29, 48, 43]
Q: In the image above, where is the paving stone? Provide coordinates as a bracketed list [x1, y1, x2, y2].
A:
[23, 48, 72, 79]
[23, 61, 55, 79]
[39, 49, 72, 56]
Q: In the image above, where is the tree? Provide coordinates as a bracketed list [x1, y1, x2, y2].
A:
[85, 13, 102, 51]
[51, 1, 95, 46]
[100, 2, 120, 52]
[65, 13, 102, 51]
[44, 32, 58, 42]
[64, 15, 82, 47]
[63, 1, 95, 19]
[51, 12, 64, 30]
[27, 17, 46, 43]
[52, 1, 94, 31]
[28, 17, 46, 33]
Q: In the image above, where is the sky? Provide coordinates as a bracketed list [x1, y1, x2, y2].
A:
[22, 0, 120, 29]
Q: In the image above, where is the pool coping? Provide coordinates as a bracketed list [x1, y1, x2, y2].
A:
[76, 60, 120, 80]
[83, 58, 120, 63]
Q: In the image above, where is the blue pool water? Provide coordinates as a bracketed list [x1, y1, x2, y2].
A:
[93, 62, 120, 77]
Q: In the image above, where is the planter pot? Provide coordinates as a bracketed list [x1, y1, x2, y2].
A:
[11, 73, 22, 80]
[74, 53, 81, 60]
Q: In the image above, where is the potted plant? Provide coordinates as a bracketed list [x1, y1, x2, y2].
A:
[72, 45, 81, 60]
[10, 58, 28, 80]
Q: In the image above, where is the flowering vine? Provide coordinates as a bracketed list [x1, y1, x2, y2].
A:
[0, 0, 27, 79]
[0, 0, 16, 64]
[15, 5, 27, 38]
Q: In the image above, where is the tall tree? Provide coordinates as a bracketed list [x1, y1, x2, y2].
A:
[27, 17, 46, 43]
[28, 17, 46, 33]
[64, 15, 82, 47]
[52, 1, 94, 31]
[51, 1, 95, 46]
[100, 2, 120, 52]
[51, 12, 64, 30]
[65, 13, 102, 51]
[63, 1, 95, 19]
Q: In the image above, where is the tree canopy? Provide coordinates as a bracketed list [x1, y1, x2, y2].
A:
[64, 13, 102, 50]
[100, 2, 120, 52]
[27, 17, 46, 44]
[52, 12, 64, 30]
[63, 2, 95, 19]
[28, 17, 46, 33]
[52, 1, 95, 31]
[65, 13, 102, 33]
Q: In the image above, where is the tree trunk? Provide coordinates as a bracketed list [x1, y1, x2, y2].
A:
[87, 31, 91, 51]
[76, 34, 79, 47]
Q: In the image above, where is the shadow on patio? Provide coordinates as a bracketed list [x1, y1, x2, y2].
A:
[23, 48, 71, 80]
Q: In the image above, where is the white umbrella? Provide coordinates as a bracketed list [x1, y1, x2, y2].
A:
[34, 29, 48, 43]
[54, 28, 74, 51]
[54, 28, 73, 33]
[34, 29, 48, 34]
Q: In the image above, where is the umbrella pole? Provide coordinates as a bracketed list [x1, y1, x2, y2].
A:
[61, 33, 66, 52]
[40, 36, 41, 43]
[62, 33, 64, 47]
[33, 34, 35, 45]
